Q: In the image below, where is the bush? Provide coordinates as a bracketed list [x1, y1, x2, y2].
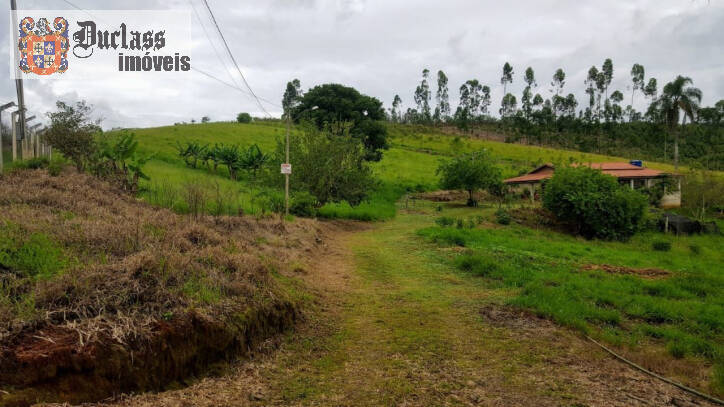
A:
[290, 191, 318, 217]
[47, 158, 65, 176]
[495, 208, 511, 225]
[435, 216, 455, 227]
[9, 157, 49, 171]
[236, 112, 252, 123]
[689, 244, 701, 255]
[278, 122, 375, 206]
[542, 166, 648, 240]
[652, 241, 672, 252]
[258, 191, 285, 214]
[45, 100, 101, 172]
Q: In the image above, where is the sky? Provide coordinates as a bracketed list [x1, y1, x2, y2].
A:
[1, 0, 723, 130]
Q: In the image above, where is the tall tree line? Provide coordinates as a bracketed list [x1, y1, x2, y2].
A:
[388, 61, 723, 170]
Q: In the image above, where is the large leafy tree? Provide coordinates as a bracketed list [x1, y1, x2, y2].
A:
[437, 150, 502, 206]
[658, 75, 702, 170]
[293, 83, 388, 161]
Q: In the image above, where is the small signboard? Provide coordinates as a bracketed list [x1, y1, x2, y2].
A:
[281, 163, 292, 174]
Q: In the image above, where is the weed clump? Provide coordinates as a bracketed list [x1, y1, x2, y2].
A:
[455, 254, 499, 277]
[495, 208, 511, 225]
[652, 241, 672, 252]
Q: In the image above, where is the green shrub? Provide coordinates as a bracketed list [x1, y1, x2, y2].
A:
[456, 218, 464, 229]
[290, 192, 318, 217]
[652, 241, 672, 252]
[236, 112, 252, 123]
[495, 208, 511, 225]
[689, 244, 701, 255]
[9, 157, 50, 171]
[258, 191, 285, 214]
[47, 158, 65, 176]
[542, 166, 648, 240]
[435, 216, 455, 227]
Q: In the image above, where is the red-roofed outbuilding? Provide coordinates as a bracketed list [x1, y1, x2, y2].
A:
[504, 162, 681, 208]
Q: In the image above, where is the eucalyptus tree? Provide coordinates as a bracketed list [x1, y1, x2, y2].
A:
[414, 69, 432, 122]
[610, 90, 624, 122]
[390, 94, 403, 123]
[551, 68, 566, 97]
[480, 86, 491, 116]
[499, 93, 517, 118]
[659, 75, 702, 170]
[630, 64, 645, 111]
[564, 94, 578, 117]
[500, 62, 514, 97]
[435, 70, 451, 123]
[282, 79, 303, 116]
[585, 66, 600, 120]
[601, 58, 614, 101]
[521, 67, 537, 119]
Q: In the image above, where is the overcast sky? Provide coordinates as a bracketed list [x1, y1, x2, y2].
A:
[1, 0, 723, 129]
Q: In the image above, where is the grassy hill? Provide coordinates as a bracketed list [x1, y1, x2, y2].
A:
[129, 121, 707, 220]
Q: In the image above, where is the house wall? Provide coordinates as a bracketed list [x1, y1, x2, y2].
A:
[660, 179, 682, 209]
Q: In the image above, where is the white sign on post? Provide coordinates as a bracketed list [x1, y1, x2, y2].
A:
[281, 163, 292, 174]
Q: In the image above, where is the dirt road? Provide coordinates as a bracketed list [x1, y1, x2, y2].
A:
[70, 213, 715, 407]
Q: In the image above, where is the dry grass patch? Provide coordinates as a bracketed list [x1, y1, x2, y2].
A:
[0, 169, 326, 406]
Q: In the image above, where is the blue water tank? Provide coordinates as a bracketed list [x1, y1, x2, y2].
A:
[630, 160, 643, 167]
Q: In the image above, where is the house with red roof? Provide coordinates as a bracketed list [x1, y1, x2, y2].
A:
[504, 162, 681, 208]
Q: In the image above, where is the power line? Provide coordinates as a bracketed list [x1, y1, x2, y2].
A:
[191, 66, 281, 108]
[59, 0, 280, 114]
[60, 0, 99, 21]
[187, 0, 240, 90]
[199, 0, 272, 117]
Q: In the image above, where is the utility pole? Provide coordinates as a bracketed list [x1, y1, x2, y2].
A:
[285, 114, 291, 216]
[10, 110, 20, 161]
[1, 102, 17, 172]
[283, 105, 317, 217]
[11, 0, 27, 143]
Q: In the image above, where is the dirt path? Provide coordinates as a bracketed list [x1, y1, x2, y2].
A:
[70, 214, 714, 407]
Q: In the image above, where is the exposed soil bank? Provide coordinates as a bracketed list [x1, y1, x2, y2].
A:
[0, 169, 327, 406]
[0, 301, 298, 406]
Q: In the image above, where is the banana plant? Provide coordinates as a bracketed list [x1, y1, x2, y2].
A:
[240, 144, 269, 179]
[216, 144, 243, 180]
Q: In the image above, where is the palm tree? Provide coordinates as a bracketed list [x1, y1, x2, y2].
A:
[658, 76, 702, 170]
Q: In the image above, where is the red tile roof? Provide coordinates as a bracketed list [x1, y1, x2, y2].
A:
[504, 162, 670, 184]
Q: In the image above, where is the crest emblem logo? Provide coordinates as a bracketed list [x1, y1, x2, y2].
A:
[18, 17, 69, 75]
